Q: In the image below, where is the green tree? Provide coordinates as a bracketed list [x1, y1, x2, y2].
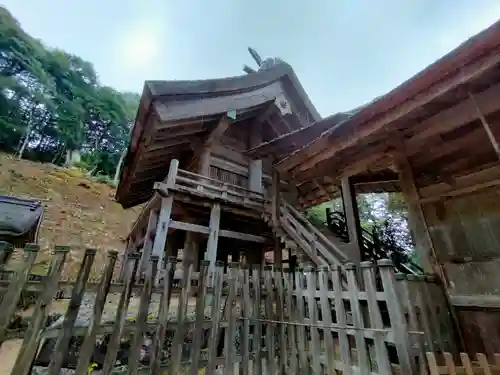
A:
[0, 5, 140, 178]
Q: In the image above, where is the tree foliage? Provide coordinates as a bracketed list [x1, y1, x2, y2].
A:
[0, 6, 139, 177]
[306, 192, 417, 264]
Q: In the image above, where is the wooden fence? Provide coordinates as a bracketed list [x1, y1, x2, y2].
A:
[395, 273, 459, 356]
[426, 352, 500, 375]
[0, 244, 463, 374]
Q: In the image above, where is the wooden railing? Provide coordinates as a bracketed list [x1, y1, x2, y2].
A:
[155, 159, 267, 210]
[278, 201, 349, 267]
[426, 352, 500, 375]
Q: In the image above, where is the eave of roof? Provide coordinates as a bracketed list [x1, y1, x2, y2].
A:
[276, 18, 500, 174]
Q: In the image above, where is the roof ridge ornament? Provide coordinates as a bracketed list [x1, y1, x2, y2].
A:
[243, 47, 286, 74]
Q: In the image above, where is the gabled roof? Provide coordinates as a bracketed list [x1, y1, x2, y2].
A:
[116, 63, 320, 208]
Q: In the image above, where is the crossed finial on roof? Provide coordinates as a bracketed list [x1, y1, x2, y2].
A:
[243, 47, 285, 74]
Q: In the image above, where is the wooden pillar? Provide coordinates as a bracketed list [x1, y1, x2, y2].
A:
[271, 169, 281, 229]
[341, 177, 363, 263]
[118, 237, 134, 281]
[137, 209, 158, 277]
[199, 147, 211, 176]
[204, 203, 221, 278]
[248, 122, 263, 193]
[165, 159, 179, 187]
[151, 196, 174, 281]
[183, 231, 201, 271]
[249, 160, 263, 193]
[393, 151, 438, 275]
[273, 238, 282, 265]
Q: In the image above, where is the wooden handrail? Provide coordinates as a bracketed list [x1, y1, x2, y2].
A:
[283, 201, 349, 263]
[177, 168, 265, 196]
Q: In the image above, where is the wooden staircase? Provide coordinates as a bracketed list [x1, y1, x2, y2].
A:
[262, 200, 351, 267]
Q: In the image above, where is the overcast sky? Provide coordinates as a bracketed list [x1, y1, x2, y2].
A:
[4, 0, 500, 116]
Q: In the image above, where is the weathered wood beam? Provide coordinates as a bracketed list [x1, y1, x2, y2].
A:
[419, 165, 500, 202]
[205, 203, 221, 276]
[313, 179, 330, 200]
[212, 144, 249, 166]
[205, 116, 232, 147]
[340, 177, 363, 263]
[450, 294, 500, 309]
[168, 220, 270, 243]
[469, 91, 500, 160]
[271, 169, 281, 229]
[154, 126, 205, 142]
[405, 83, 500, 151]
[392, 149, 442, 278]
[219, 229, 270, 243]
[294, 144, 390, 183]
[196, 114, 234, 176]
[198, 148, 211, 176]
[410, 125, 486, 168]
[290, 52, 500, 174]
[137, 209, 159, 276]
[248, 121, 263, 193]
[151, 196, 174, 282]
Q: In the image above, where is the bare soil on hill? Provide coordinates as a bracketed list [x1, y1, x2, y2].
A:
[0, 152, 141, 278]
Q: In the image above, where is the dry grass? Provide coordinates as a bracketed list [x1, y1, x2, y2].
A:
[0, 152, 142, 278]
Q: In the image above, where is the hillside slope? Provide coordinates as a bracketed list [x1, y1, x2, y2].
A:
[0, 152, 141, 277]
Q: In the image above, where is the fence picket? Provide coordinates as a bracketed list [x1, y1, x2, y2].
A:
[206, 262, 224, 375]
[101, 253, 140, 374]
[461, 352, 475, 375]
[251, 265, 263, 375]
[443, 352, 457, 375]
[283, 271, 298, 374]
[240, 266, 251, 375]
[74, 250, 118, 375]
[361, 262, 391, 375]
[305, 266, 321, 375]
[170, 261, 193, 375]
[294, 268, 310, 372]
[149, 256, 176, 375]
[128, 255, 159, 375]
[332, 265, 352, 375]
[399, 274, 428, 375]
[263, 265, 276, 375]
[11, 245, 69, 375]
[345, 263, 370, 375]
[189, 260, 210, 375]
[223, 263, 238, 375]
[318, 265, 336, 375]
[274, 265, 287, 374]
[426, 352, 440, 375]
[478, 353, 493, 375]
[378, 259, 414, 375]
[47, 248, 97, 375]
[0, 244, 39, 341]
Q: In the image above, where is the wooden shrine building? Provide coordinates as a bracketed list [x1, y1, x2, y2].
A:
[115, 60, 354, 282]
[249, 21, 500, 356]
